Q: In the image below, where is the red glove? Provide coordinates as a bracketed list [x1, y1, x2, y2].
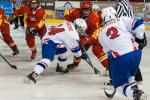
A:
[79, 36, 95, 46]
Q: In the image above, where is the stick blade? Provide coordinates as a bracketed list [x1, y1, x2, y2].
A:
[11, 65, 17, 70]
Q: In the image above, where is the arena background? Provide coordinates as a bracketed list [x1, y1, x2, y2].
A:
[0, 0, 150, 29]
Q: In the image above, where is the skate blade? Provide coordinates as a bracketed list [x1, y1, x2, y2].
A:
[23, 77, 35, 84]
[13, 54, 19, 57]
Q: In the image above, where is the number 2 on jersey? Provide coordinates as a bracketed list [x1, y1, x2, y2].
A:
[106, 27, 120, 39]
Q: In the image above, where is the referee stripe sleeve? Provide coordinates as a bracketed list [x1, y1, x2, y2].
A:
[117, 4, 123, 17]
[120, 2, 128, 15]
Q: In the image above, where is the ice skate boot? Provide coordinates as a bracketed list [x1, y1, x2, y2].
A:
[23, 72, 38, 84]
[56, 64, 69, 73]
[67, 56, 80, 69]
[133, 89, 147, 100]
[31, 49, 37, 60]
[11, 46, 19, 56]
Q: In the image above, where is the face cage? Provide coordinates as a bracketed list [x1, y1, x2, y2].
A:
[75, 24, 87, 37]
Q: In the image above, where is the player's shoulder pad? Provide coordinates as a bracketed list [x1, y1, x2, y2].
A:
[90, 11, 99, 19]
[70, 8, 81, 14]
[132, 19, 144, 30]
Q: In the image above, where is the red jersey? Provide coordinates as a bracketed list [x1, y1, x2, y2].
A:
[86, 11, 102, 40]
[0, 8, 8, 29]
[64, 8, 82, 22]
[64, 8, 102, 40]
[14, 4, 45, 31]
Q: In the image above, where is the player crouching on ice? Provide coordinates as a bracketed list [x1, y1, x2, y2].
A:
[99, 7, 147, 100]
[24, 18, 87, 84]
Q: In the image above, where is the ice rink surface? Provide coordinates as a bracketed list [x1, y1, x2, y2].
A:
[0, 25, 150, 100]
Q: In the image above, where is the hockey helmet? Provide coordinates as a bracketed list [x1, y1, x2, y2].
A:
[101, 7, 117, 22]
[30, 0, 40, 9]
[81, 0, 92, 18]
[81, 0, 92, 9]
[74, 18, 87, 36]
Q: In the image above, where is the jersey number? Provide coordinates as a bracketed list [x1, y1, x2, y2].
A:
[106, 27, 120, 39]
[49, 27, 65, 35]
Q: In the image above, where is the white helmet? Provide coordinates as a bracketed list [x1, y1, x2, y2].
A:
[101, 7, 117, 22]
[92, 4, 100, 11]
[74, 18, 87, 31]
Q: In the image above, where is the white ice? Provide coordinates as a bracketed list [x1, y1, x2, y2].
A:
[0, 24, 150, 100]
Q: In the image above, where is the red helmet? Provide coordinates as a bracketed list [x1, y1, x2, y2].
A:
[80, 0, 92, 9]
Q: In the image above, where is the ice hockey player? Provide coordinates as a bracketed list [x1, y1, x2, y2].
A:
[99, 7, 147, 99]
[12, 0, 46, 60]
[64, 0, 109, 73]
[23, 18, 87, 84]
[116, 0, 143, 85]
[0, 8, 19, 55]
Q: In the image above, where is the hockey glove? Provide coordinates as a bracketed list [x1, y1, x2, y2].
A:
[81, 52, 88, 59]
[9, 14, 15, 24]
[29, 27, 37, 35]
[80, 36, 92, 46]
[80, 36, 97, 46]
[135, 33, 147, 50]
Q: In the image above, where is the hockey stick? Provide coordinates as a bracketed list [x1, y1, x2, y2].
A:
[0, 36, 17, 69]
[0, 53, 17, 69]
[0, 36, 5, 41]
[81, 46, 101, 74]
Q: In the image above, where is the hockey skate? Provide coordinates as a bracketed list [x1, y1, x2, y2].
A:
[133, 89, 147, 100]
[12, 46, 19, 56]
[56, 64, 69, 73]
[31, 49, 37, 60]
[23, 72, 38, 84]
[67, 63, 78, 69]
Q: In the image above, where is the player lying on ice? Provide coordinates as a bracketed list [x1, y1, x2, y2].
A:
[99, 7, 147, 100]
[23, 18, 87, 84]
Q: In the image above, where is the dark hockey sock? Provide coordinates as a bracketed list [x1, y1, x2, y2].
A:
[135, 68, 143, 82]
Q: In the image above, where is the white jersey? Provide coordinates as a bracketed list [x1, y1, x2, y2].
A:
[99, 17, 144, 58]
[42, 21, 80, 49]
